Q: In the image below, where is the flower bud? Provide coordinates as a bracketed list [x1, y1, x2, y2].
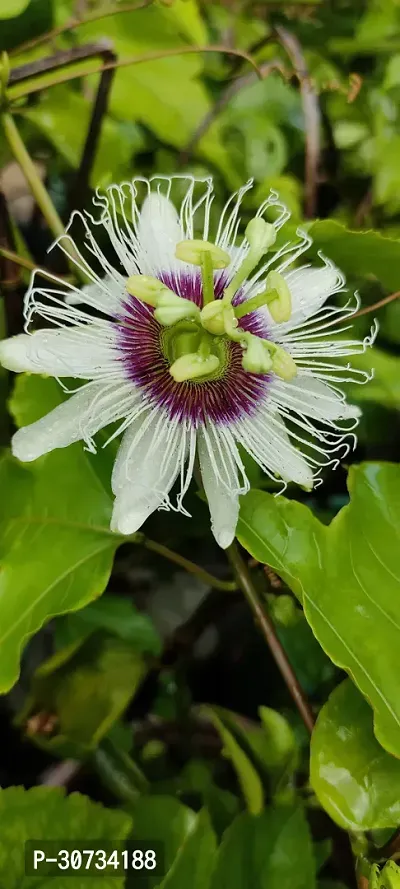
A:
[126, 274, 166, 307]
[271, 345, 298, 381]
[175, 239, 230, 269]
[154, 292, 200, 327]
[265, 270, 292, 323]
[169, 352, 220, 382]
[241, 334, 273, 374]
[245, 218, 276, 258]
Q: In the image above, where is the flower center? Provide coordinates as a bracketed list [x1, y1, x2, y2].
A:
[161, 321, 229, 383]
[125, 217, 298, 384]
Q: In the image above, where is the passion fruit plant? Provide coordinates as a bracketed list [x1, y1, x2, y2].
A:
[0, 0, 399, 887]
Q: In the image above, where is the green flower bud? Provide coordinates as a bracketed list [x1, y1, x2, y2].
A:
[175, 239, 230, 269]
[126, 274, 167, 307]
[154, 291, 200, 327]
[169, 351, 220, 382]
[242, 334, 273, 374]
[264, 270, 292, 323]
[271, 345, 298, 381]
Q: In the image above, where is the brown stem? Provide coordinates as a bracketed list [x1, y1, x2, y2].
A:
[226, 541, 315, 734]
[7, 46, 263, 101]
[140, 535, 237, 593]
[275, 25, 321, 219]
[350, 290, 400, 320]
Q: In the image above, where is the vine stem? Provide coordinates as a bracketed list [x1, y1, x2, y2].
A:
[1, 112, 65, 241]
[137, 534, 237, 593]
[226, 540, 315, 734]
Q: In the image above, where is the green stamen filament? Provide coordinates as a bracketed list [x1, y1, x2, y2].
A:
[200, 250, 215, 306]
[234, 288, 279, 319]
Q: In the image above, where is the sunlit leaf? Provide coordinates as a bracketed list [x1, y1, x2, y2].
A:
[311, 679, 400, 831]
[237, 463, 400, 757]
[0, 375, 121, 693]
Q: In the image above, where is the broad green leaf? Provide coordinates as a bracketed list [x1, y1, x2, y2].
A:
[311, 680, 400, 831]
[55, 594, 162, 656]
[202, 706, 264, 815]
[210, 806, 316, 889]
[20, 632, 148, 754]
[0, 785, 132, 888]
[159, 809, 217, 889]
[0, 375, 121, 693]
[308, 220, 400, 291]
[237, 463, 400, 757]
[23, 88, 142, 189]
[0, 0, 30, 18]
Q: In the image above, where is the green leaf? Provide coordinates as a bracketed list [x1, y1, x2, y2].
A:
[311, 679, 400, 831]
[75, 5, 239, 185]
[210, 806, 316, 889]
[20, 633, 148, 754]
[127, 796, 197, 888]
[23, 87, 141, 189]
[159, 809, 217, 889]
[346, 348, 400, 412]
[55, 594, 162, 656]
[237, 463, 400, 757]
[0, 0, 30, 19]
[308, 220, 400, 291]
[0, 375, 121, 693]
[0, 785, 132, 888]
[202, 706, 265, 815]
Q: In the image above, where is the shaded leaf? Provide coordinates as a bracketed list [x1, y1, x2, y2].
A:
[0, 785, 131, 888]
[20, 633, 148, 754]
[127, 796, 197, 888]
[237, 463, 400, 757]
[308, 220, 400, 291]
[210, 806, 316, 889]
[202, 706, 264, 815]
[159, 809, 217, 889]
[55, 594, 162, 656]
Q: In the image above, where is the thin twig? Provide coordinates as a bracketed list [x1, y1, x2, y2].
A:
[226, 541, 315, 734]
[10, 0, 154, 57]
[180, 59, 287, 165]
[7, 46, 263, 101]
[275, 25, 321, 218]
[139, 534, 237, 592]
[351, 290, 400, 319]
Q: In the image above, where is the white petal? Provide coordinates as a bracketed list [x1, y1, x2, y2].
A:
[269, 375, 361, 422]
[198, 424, 243, 549]
[12, 381, 136, 462]
[0, 326, 119, 379]
[111, 410, 186, 535]
[234, 406, 314, 489]
[65, 273, 126, 316]
[137, 192, 183, 277]
[280, 265, 341, 333]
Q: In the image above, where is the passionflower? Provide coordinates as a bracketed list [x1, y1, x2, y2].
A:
[0, 177, 376, 548]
